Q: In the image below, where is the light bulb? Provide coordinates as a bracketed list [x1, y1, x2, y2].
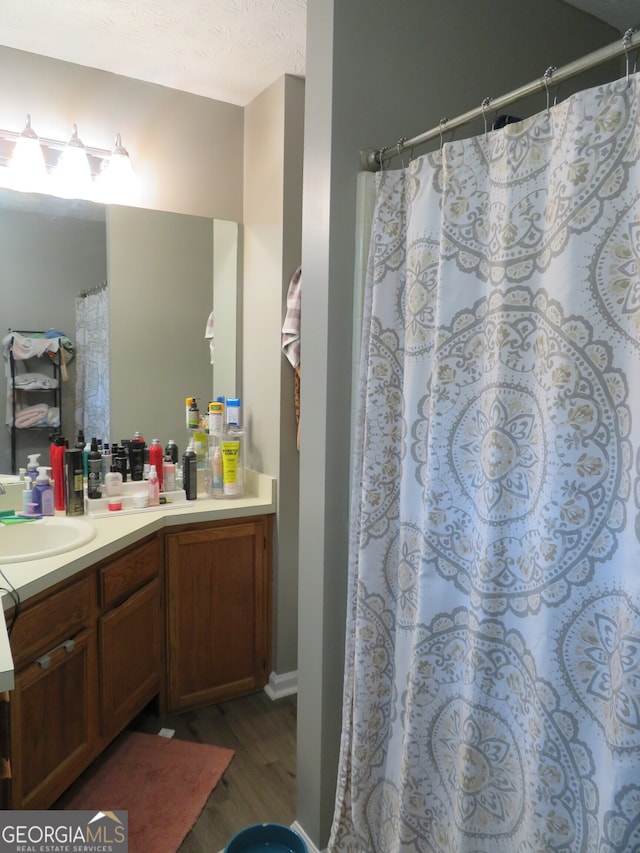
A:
[97, 133, 137, 203]
[55, 124, 94, 199]
[8, 115, 48, 193]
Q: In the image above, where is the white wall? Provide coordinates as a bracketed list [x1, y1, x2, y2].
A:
[297, 0, 619, 847]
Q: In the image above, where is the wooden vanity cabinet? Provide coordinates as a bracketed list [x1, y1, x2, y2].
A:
[97, 535, 162, 740]
[5, 533, 162, 809]
[7, 574, 97, 809]
[165, 515, 272, 712]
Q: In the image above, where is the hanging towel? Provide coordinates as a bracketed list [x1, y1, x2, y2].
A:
[281, 267, 301, 368]
[204, 310, 214, 365]
[282, 266, 302, 449]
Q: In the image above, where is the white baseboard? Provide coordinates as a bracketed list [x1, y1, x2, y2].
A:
[264, 669, 298, 699]
[291, 821, 325, 853]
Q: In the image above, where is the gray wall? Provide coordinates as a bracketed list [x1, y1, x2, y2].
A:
[107, 205, 214, 449]
[297, 0, 619, 847]
[0, 203, 106, 472]
[243, 75, 304, 677]
[0, 45, 243, 221]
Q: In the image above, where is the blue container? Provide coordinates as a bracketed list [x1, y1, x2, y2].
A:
[224, 823, 308, 853]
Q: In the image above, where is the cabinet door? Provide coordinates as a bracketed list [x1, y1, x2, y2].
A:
[166, 518, 271, 712]
[10, 629, 96, 809]
[99, 579, 161, 738]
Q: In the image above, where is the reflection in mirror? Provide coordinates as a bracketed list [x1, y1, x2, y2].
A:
[0, 188, 240, 474]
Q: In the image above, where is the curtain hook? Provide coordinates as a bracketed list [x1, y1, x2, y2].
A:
[623, 28, 634, 85]
[481, 97, 492, 139]
[378, 145, 387, 172]
[439, 118, 448, 152]
[543, 66, 556, 116]
[396, 137, 407, 168]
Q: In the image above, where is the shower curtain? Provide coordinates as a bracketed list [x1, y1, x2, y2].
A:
[75, 286, 110, 442]
[331, 73, 640, 852]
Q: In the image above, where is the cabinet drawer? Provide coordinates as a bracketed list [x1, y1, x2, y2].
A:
[99, 536, 160, 609]
[9, 576, 93, 671]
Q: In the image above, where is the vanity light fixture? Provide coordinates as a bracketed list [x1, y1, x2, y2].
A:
[0, 115, 137, 202]
[7, 114, 47, 193]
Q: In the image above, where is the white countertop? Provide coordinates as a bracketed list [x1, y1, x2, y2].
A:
[0, 470, 276, 692]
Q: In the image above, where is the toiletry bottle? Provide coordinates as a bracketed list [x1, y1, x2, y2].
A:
[208, 400, 224, 437]
[104, 470, 123, 498]
[162, 460, 176, 492]
[149, 438, 163, 491]
[22, 481, 33, 515]
[182, 442, 198, 500]
[114, 446, 128, 482]
[226, 398, 242, 431]
[26, 453, 40, 485]
[130, 438, 145, 481]
[212, 445, 223, 497]
[101, 442, 112, 482]
[188, 397, 200, 430]
[164, 439, 178, 464]
[148, 464, 160, 507]
[87, 438, 102, 499]
[75, 429, 85, 450]
[51, 435, 67, 511]
[83, 438, 92, 477]
[33, 466, 55, 516]
[221, 398, 245, 497]
[64, 448, 85, 516]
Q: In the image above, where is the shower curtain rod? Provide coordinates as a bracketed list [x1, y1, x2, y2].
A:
[360, 28, 640, 171]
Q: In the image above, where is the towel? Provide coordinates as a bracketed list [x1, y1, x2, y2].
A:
[13, 403, 51, 428]
[281, 267, 301, 369]
[204, 310, 214, 365]
[3, 333, 55, 360]
[13, 372, 59, 390]
[282, 266, 302, 449]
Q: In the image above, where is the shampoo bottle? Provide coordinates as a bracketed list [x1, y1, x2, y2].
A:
[33, 466, 55, 516]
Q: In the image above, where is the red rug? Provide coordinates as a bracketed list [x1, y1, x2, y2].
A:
[57, 731, 234, 853]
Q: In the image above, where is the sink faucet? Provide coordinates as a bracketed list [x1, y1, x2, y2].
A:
[0, 482, 6, 495]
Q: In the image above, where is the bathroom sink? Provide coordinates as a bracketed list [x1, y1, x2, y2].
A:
[0, 517, 96, 564]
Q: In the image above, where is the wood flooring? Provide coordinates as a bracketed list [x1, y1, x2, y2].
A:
[130, 690, 298, 852]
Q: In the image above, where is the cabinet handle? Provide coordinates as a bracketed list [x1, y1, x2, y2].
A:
[35, 638, 76, 670]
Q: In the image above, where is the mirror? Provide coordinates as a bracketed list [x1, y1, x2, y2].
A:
[0, 188, 241, 473]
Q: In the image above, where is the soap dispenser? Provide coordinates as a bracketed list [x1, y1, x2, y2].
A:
[33, 466, 55, 516]
[26, 453, 41, 485]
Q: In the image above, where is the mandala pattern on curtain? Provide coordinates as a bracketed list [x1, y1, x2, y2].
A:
[75, 287, 110, 442]
[330, 73, 640, 853]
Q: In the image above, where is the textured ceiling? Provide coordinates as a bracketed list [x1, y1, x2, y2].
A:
[561, 0, 639, 32]
[0, 0, 307, 107]
[0, 1, 635, 109]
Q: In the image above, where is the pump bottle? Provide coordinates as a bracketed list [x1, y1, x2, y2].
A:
[33, 467, 55, 516]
